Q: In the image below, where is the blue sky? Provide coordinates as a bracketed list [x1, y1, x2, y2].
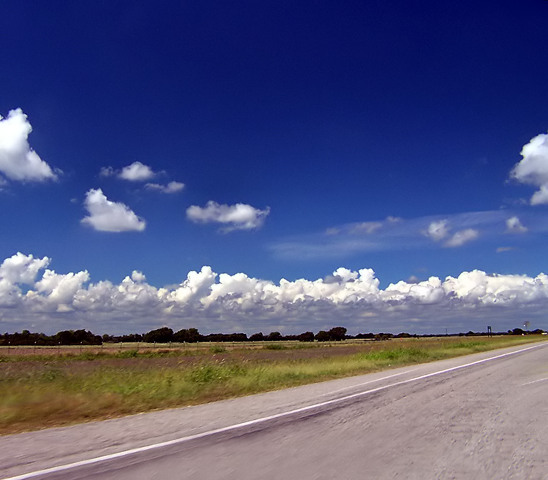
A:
[1, 1, 547, 335]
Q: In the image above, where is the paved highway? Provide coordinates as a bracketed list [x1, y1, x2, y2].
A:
[1, 342, 547, 479]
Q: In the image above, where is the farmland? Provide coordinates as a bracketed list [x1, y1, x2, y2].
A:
[0, 335, 545, 435]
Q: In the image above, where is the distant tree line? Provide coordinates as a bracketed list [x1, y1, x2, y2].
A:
[104, 326, 347, 344]
[0, 326, 545, 346]
[0, 329, 102, 346]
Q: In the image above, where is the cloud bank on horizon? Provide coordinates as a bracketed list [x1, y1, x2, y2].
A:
[1, 252, 548, 335]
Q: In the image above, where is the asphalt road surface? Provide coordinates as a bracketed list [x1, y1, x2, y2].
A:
[1, 342, 547, 479]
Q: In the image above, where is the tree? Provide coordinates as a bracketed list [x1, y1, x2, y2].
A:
[374, 333, 392, 341]
[266, 331, 283, 341]
[328, 327, 347, 341]
[55, 329, 102, 345]
[315, 330, 330, 342]
[174, 328, 201, 343]
[298, 331, 315, 342]
[356, 332, 375, 339]
[118, 333, 143, 342]
[143, 327, 173, 343]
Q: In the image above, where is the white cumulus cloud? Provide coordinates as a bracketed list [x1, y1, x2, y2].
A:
[530, 185, 548, 205]
[0, 252, 50, 284]
[145, 181, 185, 193]
[101, 162, 157, 181]
[33, 269, 90, 310]
[444, 229, 479, 248]
[119, 161, 156, 181]
[506, 216, 527, 233]
[424, 220, 478, 248]
[424, 220, 449, 242]
[131, 270, 147, 283]
[511, 132, 548, 205]
[0, 253, 51, 307]
[81, 188, 146, 232]
[0, 109, 59, 182]
[187, 201, 270, 231]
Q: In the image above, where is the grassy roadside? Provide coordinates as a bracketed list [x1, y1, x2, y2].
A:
[0, 336, 544, 435]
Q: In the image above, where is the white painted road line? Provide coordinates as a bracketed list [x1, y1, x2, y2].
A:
[325, 368, 419, 395]
[521, 377, 548, 386]
[2, 343, 546, 480]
